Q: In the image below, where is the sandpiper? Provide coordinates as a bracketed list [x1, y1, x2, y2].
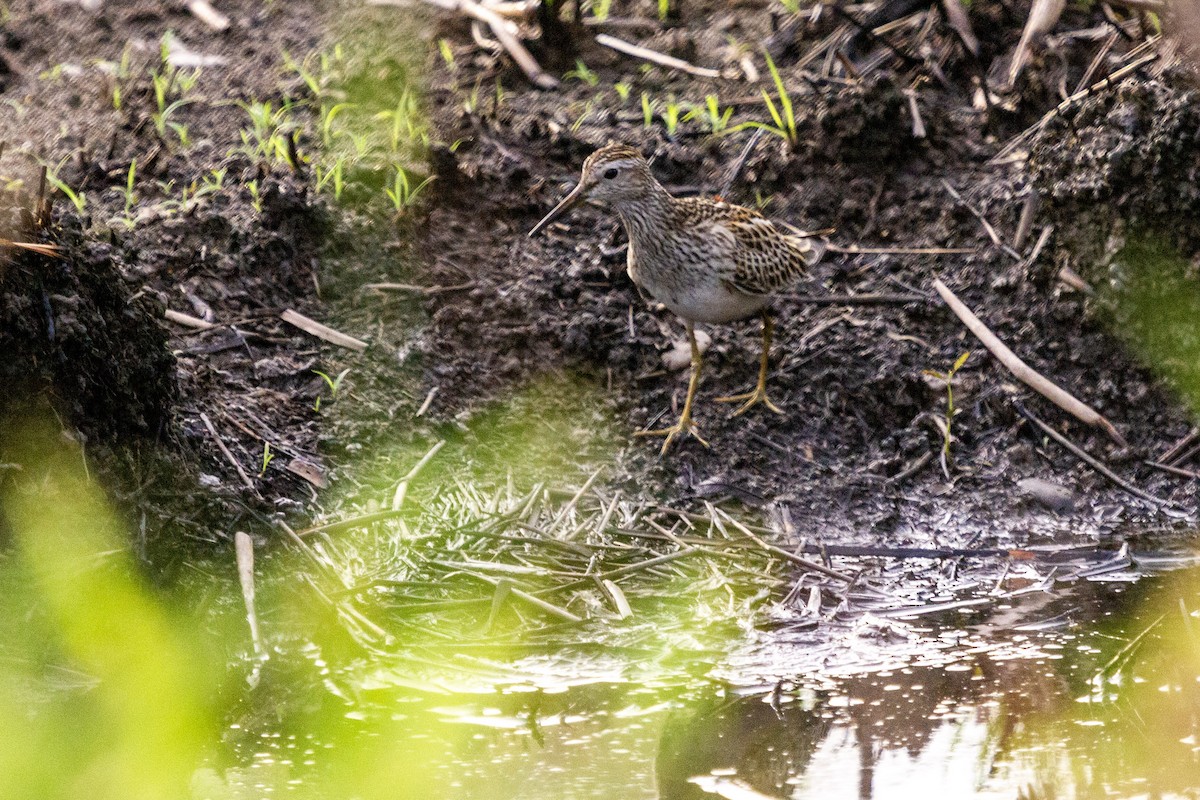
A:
[529, 143, 825, 453]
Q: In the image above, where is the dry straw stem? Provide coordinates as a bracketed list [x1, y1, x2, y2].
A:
[940, 0, 979, 57]
[186, 0, 230, 31]
[200, 412, 259, 493]
[164, 308, 216, 330]
[395, 0, 559, 88]
[934, 279, 1126, 446]
[0, 238, 60, 257]
[710, 506, 856, 585]
[234, 532, 265, 656]
[992, 47, 1160, 163]
[595, 33, 722, 79]
[278, 519, 392, 646]
[1008, 0, 1067, 87]
[390, 440, 446, 512]
[281, 309, 367, 351]
[466, 574, 582, 623]
[362, 281, 476, 294]
[1013, 401, 1171, 506]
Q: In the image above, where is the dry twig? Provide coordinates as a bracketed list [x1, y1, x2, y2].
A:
[186, 0, 230, 31]
[281, 309, 368, 351]
[200, 412, 259, 493]
[595, 33, 722, 78]
[164, 308, 216, 330]
[0, 238, 59, 257]
[934, 279, 1126, 446]
[1013, 401, 1169, 506]
[234, 532, 266, 657]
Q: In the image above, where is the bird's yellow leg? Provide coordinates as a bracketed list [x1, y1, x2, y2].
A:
[715, 311, 784, 417]
[636, 322, 709, 454]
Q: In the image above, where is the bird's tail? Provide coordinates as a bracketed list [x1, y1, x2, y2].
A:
[787, 234, 826, 267]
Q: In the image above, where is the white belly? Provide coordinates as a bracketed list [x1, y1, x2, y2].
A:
[628, 247, 767, 324]
[658, 278, 769, 324]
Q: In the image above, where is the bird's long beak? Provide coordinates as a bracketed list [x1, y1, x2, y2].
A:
[528, 181, 589, 237]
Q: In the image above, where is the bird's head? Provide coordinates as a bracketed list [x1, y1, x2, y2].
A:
[528, 144, 655, 237]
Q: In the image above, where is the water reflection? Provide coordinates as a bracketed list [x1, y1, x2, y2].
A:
[208, 569, 1200, 799]
[657, 575, 1200, 800]
[657, 661, 1064, 799]
[7, 418, 1194, 799]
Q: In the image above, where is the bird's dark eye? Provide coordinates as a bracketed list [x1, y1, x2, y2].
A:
[603, 167, 619, 179]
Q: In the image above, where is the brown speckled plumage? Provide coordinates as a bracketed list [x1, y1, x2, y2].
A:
[573, 144, 824, 323]
[529, 143, 826, 451]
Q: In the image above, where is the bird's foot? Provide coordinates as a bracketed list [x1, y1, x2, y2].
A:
[714, 385, 783, 418]
[635, 414, 709, 455]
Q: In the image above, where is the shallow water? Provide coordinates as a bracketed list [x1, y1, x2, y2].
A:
[205, 564, 1200, 800]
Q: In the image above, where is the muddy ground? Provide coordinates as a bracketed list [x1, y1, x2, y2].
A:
[1, 0, 1199, 562]
[416, 1, 1200, 540]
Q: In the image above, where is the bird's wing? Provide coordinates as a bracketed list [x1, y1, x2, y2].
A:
[716, 206, 821, 296]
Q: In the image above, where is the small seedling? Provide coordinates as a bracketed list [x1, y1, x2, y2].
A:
[565, 60, 599, 86]
[237, 99, 296, 166]
[923, 351, 971, 478]
[314, 157, 343, 199]
[149, 34, 199, 146]
[374, 90, 423, 153]
[320, 102, 354, 147]
[462, 82, 481, 115]
[690, 94, 733, 134]
[46, 170, 86, 214]
[246, 179, 263, 212]
[657, 0, 671, 19]
[335, 129, 370, 160]
[314, 156, 347, 201]
[729, 52, 798, 148]
[171, 123, 191, 148]
[661, 99, 682, 137]
[282, 50, 323, 99]
[313, 368, 350, 411]
[39, 63, 66, 82]
[494, 79, 506, 113]
[107, 44, 133, 110]
[591, 0, 612, 21]
[570, 98, 595, 133]
[438, 39, 456, 70]
[258, 443, 275, 477]
[384, 165, 435, 215]
[199, 167, 226, 195]
[108, 159, 138, 229]
[613, 81, 631, 102]
[641, 92, 655, 129]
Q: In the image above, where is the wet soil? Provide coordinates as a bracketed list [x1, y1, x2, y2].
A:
[1, 0, 1198, 556]
[416, 2, 1200, 539]
[0, 0, 422, 553]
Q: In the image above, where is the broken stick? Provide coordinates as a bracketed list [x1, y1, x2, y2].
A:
[934, 278, 1126, 446]
[234, 531, 266, 657]
[595, 33, 721, 79]
[1014, 401, 1170, 506]
[281, 309, 368, 351]
[402, 0, 558, 89]
[187, 0, 230, 31]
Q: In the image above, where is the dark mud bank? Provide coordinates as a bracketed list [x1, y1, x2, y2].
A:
[1033, 77, 1200, 274]
[0, 207, 175, 440]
